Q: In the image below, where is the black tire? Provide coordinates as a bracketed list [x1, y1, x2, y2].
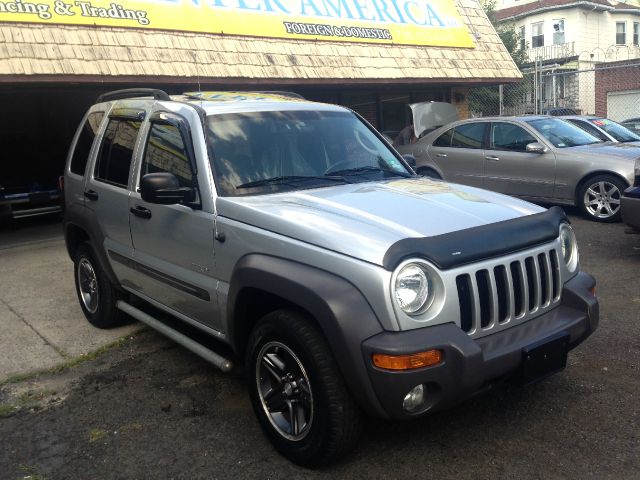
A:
[73, 242, 125, 328]
[577, 174, 627, 223]
[246, 309, 363, 467]
[417, 167, 441, 179]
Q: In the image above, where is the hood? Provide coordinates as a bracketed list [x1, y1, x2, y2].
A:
[217, 178, 544, 267]
[411, 102, 459, 138]
[569, 142, 640, 160]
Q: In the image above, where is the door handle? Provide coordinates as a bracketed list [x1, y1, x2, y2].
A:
[130, 205, 152, 219]
[435, 153, 447, 158]
[485, 155, 500, 161]
[84, 190, 99, 201]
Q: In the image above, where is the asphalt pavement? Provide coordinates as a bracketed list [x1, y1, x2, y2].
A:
[0, 212, 639, 479]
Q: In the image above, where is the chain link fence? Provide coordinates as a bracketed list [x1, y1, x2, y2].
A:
[468, 55, 640, 124]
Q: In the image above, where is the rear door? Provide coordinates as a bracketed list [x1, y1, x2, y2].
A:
[427, 122, 488, 188]
[127, 108, 221, 331]
[483, 121, 556, 199]
[84, 106, 145, 279]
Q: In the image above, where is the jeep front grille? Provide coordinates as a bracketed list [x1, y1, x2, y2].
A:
[456, 248, 561, 336]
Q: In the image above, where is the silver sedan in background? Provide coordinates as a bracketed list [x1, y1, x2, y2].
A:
[396, 116, 640, 222]
[561, 115, 640, 145]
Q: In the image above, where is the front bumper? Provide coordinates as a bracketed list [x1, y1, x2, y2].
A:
[621, 186, 640, 231]
[361, 272, 598, 419]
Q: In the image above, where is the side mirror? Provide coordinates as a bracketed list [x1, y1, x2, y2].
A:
[140, 173, 195, 205]
[526, 142, 547, 154]
[402, 154, 417, 167]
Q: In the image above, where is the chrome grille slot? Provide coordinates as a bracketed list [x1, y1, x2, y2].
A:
[456, 246, 562, 337]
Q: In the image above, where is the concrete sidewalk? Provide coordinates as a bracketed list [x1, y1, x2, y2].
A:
[0, 221, 139, 381]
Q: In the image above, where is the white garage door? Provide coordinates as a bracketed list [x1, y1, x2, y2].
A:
[607, 90, 640, 121]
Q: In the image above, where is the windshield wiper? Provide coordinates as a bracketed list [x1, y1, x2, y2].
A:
[326, 165, 411, 178]
[236, 175, 349, 189]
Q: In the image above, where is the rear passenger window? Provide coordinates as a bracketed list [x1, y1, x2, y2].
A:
[433, 128, 453, 147]
[94, 119, 141, 187]
[451, 123, 485, 149]
[70, 112, 104, 175]
[142, 123, 194, 187]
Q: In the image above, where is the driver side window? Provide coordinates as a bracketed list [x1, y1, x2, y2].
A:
[491, 122, 537, 152]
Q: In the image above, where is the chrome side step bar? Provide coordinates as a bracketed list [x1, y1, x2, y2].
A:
[116, 300, 234, 373]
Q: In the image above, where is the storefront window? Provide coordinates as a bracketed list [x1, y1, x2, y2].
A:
[342, 93, 378, 128]
[380, 94, 411, 139]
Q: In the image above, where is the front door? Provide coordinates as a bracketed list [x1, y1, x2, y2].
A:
[127, 113, 221, 331]
[483, 121, 557, 199]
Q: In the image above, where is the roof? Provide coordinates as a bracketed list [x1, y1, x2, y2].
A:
[493, 0, 639, 21]
[0, 0, 522, 85]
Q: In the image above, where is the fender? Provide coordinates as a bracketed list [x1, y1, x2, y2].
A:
[227, 254, 388, 417]
[63, 203, 120, 286]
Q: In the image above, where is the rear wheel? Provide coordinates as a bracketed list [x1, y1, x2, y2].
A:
[577, 174, 626, 222]
[246, 309, 363, 467]
[73, 242, 125, 328]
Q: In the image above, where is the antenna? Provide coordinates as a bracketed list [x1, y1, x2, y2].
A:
[192, 50, 202, 93]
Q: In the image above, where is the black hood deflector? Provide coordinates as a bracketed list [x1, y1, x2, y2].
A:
[383, 206, 568, 271]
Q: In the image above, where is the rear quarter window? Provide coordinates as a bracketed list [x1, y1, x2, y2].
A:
[70, 112, 104, 175]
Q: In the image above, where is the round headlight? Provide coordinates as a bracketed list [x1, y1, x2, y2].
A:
[394, 263, 431, 314]
[559, 224, 578, 272]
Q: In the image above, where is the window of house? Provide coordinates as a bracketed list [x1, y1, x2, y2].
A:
[616, 22, 626, 45]
[634, 22, 639, 46]
[552, 19, 565, 45]
[532, 22, 544, 48]
[519, 25, 526, 50]
[70, 112, 104, 175]
[95, 118, 142, 188]
[142, 123, 194, 187]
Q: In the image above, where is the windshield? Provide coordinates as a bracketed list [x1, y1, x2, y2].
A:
[590, 118, 640, 143]
[526, 118, 601, 148]
[206, 110, 411, 196]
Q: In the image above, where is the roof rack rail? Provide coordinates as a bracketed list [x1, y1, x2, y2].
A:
[183, 91, 305, 101]
[96, 88, 171, 103]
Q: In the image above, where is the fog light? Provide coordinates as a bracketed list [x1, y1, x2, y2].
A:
[403, 384, 426, 412]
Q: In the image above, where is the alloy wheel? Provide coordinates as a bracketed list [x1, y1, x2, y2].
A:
[256, 341, 314, 441]
[77, 258, 99, 314]
[583, 180, 621, 219]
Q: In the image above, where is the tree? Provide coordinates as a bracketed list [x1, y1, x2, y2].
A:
[468, 0, 529, 116]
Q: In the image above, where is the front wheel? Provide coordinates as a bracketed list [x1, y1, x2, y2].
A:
[246, 310, 363, 467]
[577, 174, 626, 222]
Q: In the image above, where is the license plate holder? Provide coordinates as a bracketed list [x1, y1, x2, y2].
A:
[516, 332, 569, 386]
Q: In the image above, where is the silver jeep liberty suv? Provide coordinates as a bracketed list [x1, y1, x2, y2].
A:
[64, 89, 599, 467]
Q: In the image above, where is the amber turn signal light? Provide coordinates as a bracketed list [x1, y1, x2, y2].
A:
[372, 350, 443, 371]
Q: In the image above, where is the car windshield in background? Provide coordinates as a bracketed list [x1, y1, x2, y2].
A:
[590, 118, 640, 143]
[526, 118, 601, 148]
[206, 110, 410, 196]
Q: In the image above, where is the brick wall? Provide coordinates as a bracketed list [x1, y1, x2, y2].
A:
[594, 60, 640, 117]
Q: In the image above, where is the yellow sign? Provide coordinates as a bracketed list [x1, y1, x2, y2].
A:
[0, 0, 475, 47]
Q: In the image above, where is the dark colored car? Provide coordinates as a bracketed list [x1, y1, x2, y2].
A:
[543, 107, 579, 116]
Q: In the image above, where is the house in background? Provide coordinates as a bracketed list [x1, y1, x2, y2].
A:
[494, 0, 640, 118]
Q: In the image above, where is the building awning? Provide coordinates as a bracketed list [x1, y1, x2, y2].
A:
[0, 0, 522, 84]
